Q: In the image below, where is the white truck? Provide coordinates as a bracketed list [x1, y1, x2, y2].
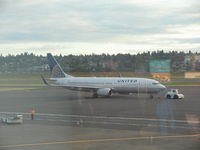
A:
[1, 115, 23, 124]
[166, 89, 184, 99]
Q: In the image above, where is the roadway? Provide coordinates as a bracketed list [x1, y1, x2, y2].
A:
[0, 86, 199, 150]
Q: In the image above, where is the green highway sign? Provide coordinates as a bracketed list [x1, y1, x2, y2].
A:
[149, 60, 171, 73]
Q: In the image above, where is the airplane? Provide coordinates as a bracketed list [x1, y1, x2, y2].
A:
[44, 53, 166, 98]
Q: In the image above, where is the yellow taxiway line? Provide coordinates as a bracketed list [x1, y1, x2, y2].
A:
[0, 133, 200, 148]
[0, 88, 39, 91]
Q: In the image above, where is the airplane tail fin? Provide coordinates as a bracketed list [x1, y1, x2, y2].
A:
[47, 53, 72, 78]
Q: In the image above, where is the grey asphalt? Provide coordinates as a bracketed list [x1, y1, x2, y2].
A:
[0, 86, 200, 150]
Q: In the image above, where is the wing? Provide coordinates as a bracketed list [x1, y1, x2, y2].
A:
[41, 76, 109, 92]
[61, 85, 101, 92]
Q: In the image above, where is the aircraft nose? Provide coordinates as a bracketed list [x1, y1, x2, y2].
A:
[159, 84, 166, 90]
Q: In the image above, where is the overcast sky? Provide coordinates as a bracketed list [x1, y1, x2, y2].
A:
[0, 0, 200, 55]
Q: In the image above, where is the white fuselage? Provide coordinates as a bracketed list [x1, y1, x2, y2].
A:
[51, 77, 166, 94]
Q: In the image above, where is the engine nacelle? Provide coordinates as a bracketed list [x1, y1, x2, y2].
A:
[96, 88, 112, 97]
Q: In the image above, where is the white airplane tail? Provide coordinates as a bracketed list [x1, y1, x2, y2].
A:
[47, 53, 72, 78]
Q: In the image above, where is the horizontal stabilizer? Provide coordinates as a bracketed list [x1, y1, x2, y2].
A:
[41, 75, 50, 86]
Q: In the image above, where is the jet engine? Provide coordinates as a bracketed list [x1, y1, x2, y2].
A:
[96, 88, 112, 97]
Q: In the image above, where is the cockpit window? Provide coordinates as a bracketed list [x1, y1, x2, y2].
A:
[152, 82, 159, 85]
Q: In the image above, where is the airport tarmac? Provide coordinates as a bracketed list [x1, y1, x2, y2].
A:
[0, 86, 200, 150]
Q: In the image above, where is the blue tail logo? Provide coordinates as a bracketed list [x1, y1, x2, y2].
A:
[47, 53, 70, 78]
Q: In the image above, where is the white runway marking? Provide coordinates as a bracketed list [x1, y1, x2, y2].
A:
[0, 111, 193, 123]
[1, 111, 197, 131]
[21, 117, 193, 130]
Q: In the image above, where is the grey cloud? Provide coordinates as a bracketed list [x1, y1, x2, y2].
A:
[172, 38, 200, 44]
[0, 0, 199, 49]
